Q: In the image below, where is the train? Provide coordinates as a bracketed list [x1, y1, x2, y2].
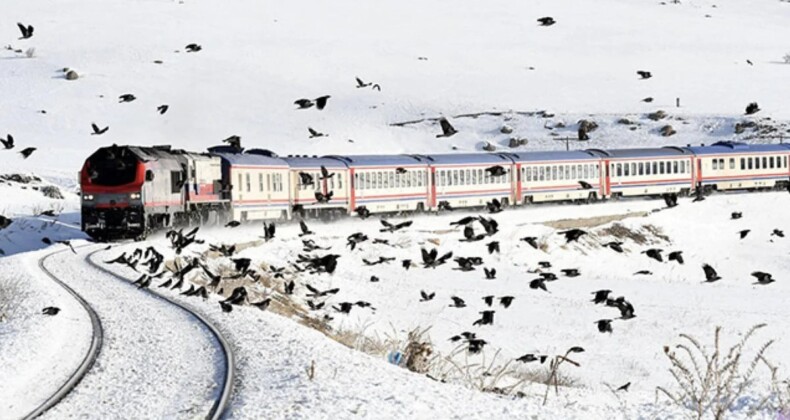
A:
[79, 142, 790, 239]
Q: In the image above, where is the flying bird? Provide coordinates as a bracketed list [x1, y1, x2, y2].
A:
[604, 241, 624, 253]
[461, 225, 485, 242]
[537, 17, 555, 26]
[517, 354, 548, 364]
[634, 270, 652, 275]
[225, 220, 241, 228]
[449, 296, 466, 308]
[185, 43, 202, 52]
[315, 95, 331, 110]
[529, 278, 548, 292]
[319, 165, 334, 180]
[637, 70, 652, 79]
[558, 229, 586, 243]
[119, 94, 136, 103]
[771, 229, 784, 238]
[616, 382, 631, 392]
[702, 264, 721, 282]
[484, 267, 496, 279]
[17, 23, 34, 39]
[751, 271, 774, 285]
[380, 219, 413, 233]
[294, 98, 314, 109]
[420, 290, 435, 302]
[42, 306, 60, 315]
[308, 127, 327, 138]
[521, 236, 539, 249]
[591, 289, 612, 304]
[668, 251, 684, 264]
[561, 268, 580, 277]
[355, 77, 371, 88]
[487, 241, 500, 254]
[451, 216, 477, 226]
[596, 319, 613, 334]
[157, 105, 169, 115]
[738, 229, 751, 239]
[578, 180, 593, 190]
[314, 191, 333, 203]
[1, 134, 14, 149]
[299, 220, 314, 236]
[486, 198, 503, 214]
[473, 310, 495, 326]
[91, 123, 109, 135]
[731, 212, 742, 220]
[223, 135, 241, 148]
[435, 117, 458, 138]
[485, 165, 507, 177]
[19, 147, 36, 159]
[642, 248, 663, 262]
[499, 296, 514, 308]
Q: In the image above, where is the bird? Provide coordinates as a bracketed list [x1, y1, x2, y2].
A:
[478, 216, 499, 236]
[473, 310, 495, 326]
[223, 135, 241, 149]
[702, 264, 721, 282]
[395, 167, 407, 175]
[738, 229, 751, 239]
[157, 105, 169, 115]
[355, 77, 371, 88]
[42, 306, 60, 315]
[421, 248, 453, 268]
[347, 232, 368, 250]
[294, 98, 314, 109]
[449, 296, 466, 308]
[298, 172, 315, 187]
[482, 295, 494, 307]
[731, 212, 742, 220]
[485, 199, 504, 214]
[642, 248, 663, 262]
[608, 298, 636, 320]
[537, 17, 555, 26]
[771, 229, 784, 238]
[251, 298, 272, 311]
[591, 289, 612, 304]
[402, 259, 413, 270]
[334, 302, 354, 314]
[91, 123, 109, 135]
[299, 220, 314, 236]
[745, 102, 760, 115]
[616, 382, 631, 392]
[668, 251, 684, 264]
[485, 165, 507, 177]
[119, 94, 136, 103]
[603, 241, 624, 253]
[520, 236, 539, 249]
[185, 43, 202, 52]
[260, 222, 275, 241]
[467, 339, 488, 354]
[530, 278, 548, 291]
[219, 301, 233, 313]
[355, 206, 371, 219]
[634, 270, 652, 275]
[304, 284, 340, 298]
[380, 219, 413, 233]
[751, 271, 774, 285]
[486, 241, 500, 254]
[451, 216, 478, 226]
[454, 257, 476, 272]
[484, 267, 496, 279]
[420, 290, 435, 302]
[596, 319, 613, 333]
[438, 201, 454, 211]
[538, 261, 552, 269]
[284, 280, 295, 295]
[17, 23, 34, 39]
[19, 147, 36, 159]
[561, 268, 580, 277]
[1, 134, 15, 149]
[558, 229, 586, 243]
[308, 127, 327, 138]
[315, 191, 333, 203]
[435, 117, 458, 138]
[578, 180, 593, 190]
[499, 296, 514, 308]
[746, 59, 753, 66]
[225, 220, 241, 228]
[372, 84, 381, 91]
[637, 70, 652, 79]
[642, 97, 654, 103]
[517, 354, 548, 364]
[315, 95, 331, 110]
[319, 166, 334, 180]
[539, 272, 558, 281]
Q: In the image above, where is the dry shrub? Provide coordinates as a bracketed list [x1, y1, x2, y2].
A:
[656, 324, 777, 419]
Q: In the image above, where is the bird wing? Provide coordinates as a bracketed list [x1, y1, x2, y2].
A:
[380, 219, 393, 229]
[356, 77, 364, 86]
[396, 221, 413, 229]
[308, 127, 318, 136]
[300, 220, 308, 234]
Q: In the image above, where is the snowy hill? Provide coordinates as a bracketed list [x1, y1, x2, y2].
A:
[2, 0, 790, 180]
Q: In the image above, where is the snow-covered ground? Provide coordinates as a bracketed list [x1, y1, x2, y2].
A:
[3, 0, 790, 417]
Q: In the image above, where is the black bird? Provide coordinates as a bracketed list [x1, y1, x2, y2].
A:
[771, 229, 784, 238]
[223, 286, 248, 305]
[451, 216, 478, 226]
[604, 241, 624, 253]
[395, 167, 407, 174]
[355, 77, 371, 88]
[484, 267, 496, 280]
[596, 319, 613, 334]
[738, 229, 751, 239]
[473, 310, 495, 326]
[315, 95, 331, 110]
[499, 296, 514, 308]
[41, 237, 52, 245]
[486, 198, 503, 214]
[642, 97, 654, 103]
[347, 232, 368, 250]
[461, 225, 486, 242]
[538, 261, 552, 269]
[517, 354, 548, 364]
[294, 98, 314, 109]
[17, 23, 34, 39]
[118, 94, 136, 103]
[231, 258, 251, 273]
[91, 123, 109, 135]
[185, 43, 202, 52]
[19, 147, 36, 159]
[478, 216, 499, 236]
[251, 298, 272, 311]
[380, 219, 413, 233]
[437, 201, 454, 211]
[539, 272, 558, 281]
[467, 339, 488, 354]
[642, 248, 663, 262]
[334, 302, 354, 314]
[225, 220, 241, 228]
[355, 206, 371, 219]
[537, 17, 555, 26]
[157, 105, 169, 115]
[745, 102, 760, 115]
[219, 301, 233, 313]
[298, 172, 315, 187]
[319, 166, 334, 180]
[668, 251, 684, 264]
[616, 382, 631, 392]
[479, 295, 494, 307]
[634, 270, 652, 275]
[636, 70, 652, 79]
[485, 166, 507, 177]
[558, 229, 586, 243]
[263, 222, 276, 240]
[315, 191, 333, 203]
[751, 271, 774, 285]
[299, 220, 314, 236]
[158, 279, 172, 288]
[454, 257, 476, 272]
[486, 241, 500, 254]
[561, 268, 580, 277]
[308, 127, 327, 138]
[1, 134, 14, 149]
[223, 135, 241, 149]
[520, 236, 539, 249]
[372, 84, 381, 91]
[746, 59, 753, 66]
[435, 117, 458, 138]
[420, 290, 435, 302]
[591, 289, 612, 304]
[421, 248, 453, 268]
[402, 259, 412, 270]
[449, 296, 466, 308]
[731, 212, 742, 220]
[578, 180, 593, 190]
[529, 278, 548, 292]
[304, 284, 340, 298]
[306, 300, 325, 311]
[616, 300, 636, 320]
[42, 306, 60, 315]
[703, 264, 721, 282]
[284, 280, 295, 295]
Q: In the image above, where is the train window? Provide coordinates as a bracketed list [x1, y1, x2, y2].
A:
[532, 167, 537, 182]
[770, 157, 775, 169]
[631, 163, 637, 176]
[558, 165, 565, 180]
[387, 172, 393, 188]
[354, 173, 360, 190]
[616, 164, 622, 177]
[672, 161, 678, 174]
[712, 159, 718, 170]
[785, 156, 788, 168]
[748, 158, 754, 169]
[549, 166, 555, 180]
[440, 171, 446, 187]
[467, 169, 472, 185]
[459, 169, 466, 186]
[570, 165, 576, 180]
[537, 167, 544, 181]
[267, 174, 272, 191]
[365, 172, 371, 189]
[330, 176, 335, 189]
[624, 163, 630, 177]
[338, 173, 342, 189]
[762, 157, 767, 169]
[564, 166, 570, 180]
[374, 172, 380, 189]
[258, 173, 263, 192]
[755, 158, 761, 169]
[729, 159, 734, 170]
[245, 173, 251, 192]
[451, 170, 458, 186]
[740, 158, 745, 170]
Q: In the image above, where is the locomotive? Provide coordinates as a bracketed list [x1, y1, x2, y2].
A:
[80, 142, 790, 239]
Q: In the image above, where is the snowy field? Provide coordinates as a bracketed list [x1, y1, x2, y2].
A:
[2, 0, 790, 418]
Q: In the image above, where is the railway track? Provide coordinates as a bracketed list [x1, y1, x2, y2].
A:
[23, 246, 234, 420]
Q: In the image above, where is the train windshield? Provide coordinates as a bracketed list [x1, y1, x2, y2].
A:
[86, 147, 138, 186]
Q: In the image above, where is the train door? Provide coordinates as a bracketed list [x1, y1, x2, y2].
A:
[602, 160, 611, 197]
[429, 167, 437, 209]
[514, 163, 522, 205]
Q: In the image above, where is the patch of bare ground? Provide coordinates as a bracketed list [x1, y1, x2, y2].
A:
[541, 211, 649, 230]
[598, 222, 670, 245]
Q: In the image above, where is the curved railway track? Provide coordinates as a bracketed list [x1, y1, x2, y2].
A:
[23, 246, 234, 420]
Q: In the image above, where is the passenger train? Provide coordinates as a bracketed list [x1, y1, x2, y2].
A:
[79, 142, 790, 239]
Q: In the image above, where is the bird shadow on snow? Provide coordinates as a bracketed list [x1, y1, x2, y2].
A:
[0, 213, 89, 257]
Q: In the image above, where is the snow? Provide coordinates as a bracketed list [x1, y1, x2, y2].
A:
[2, 0, 790, 417]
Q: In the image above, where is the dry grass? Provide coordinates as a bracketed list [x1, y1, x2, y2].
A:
[0, 277, 30, 323]
[598, 222, 669, 245]
[542, 211, 648, 230]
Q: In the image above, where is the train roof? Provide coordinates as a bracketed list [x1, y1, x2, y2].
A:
[207, 146, 288, 167]
[417, 152, 515, 165]
[324, 154, 429, 167]
[509, 150, 601, 163]
[283, 155, 348, 169]
[685, 141, 790, 155]
[589, 146, 692, 159]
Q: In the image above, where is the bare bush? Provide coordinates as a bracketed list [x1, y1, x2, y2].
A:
[656, 324, 776, 419]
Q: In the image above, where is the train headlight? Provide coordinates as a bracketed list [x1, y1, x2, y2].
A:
[83, 194, 94, 201]
[130, 192, 141, 200]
